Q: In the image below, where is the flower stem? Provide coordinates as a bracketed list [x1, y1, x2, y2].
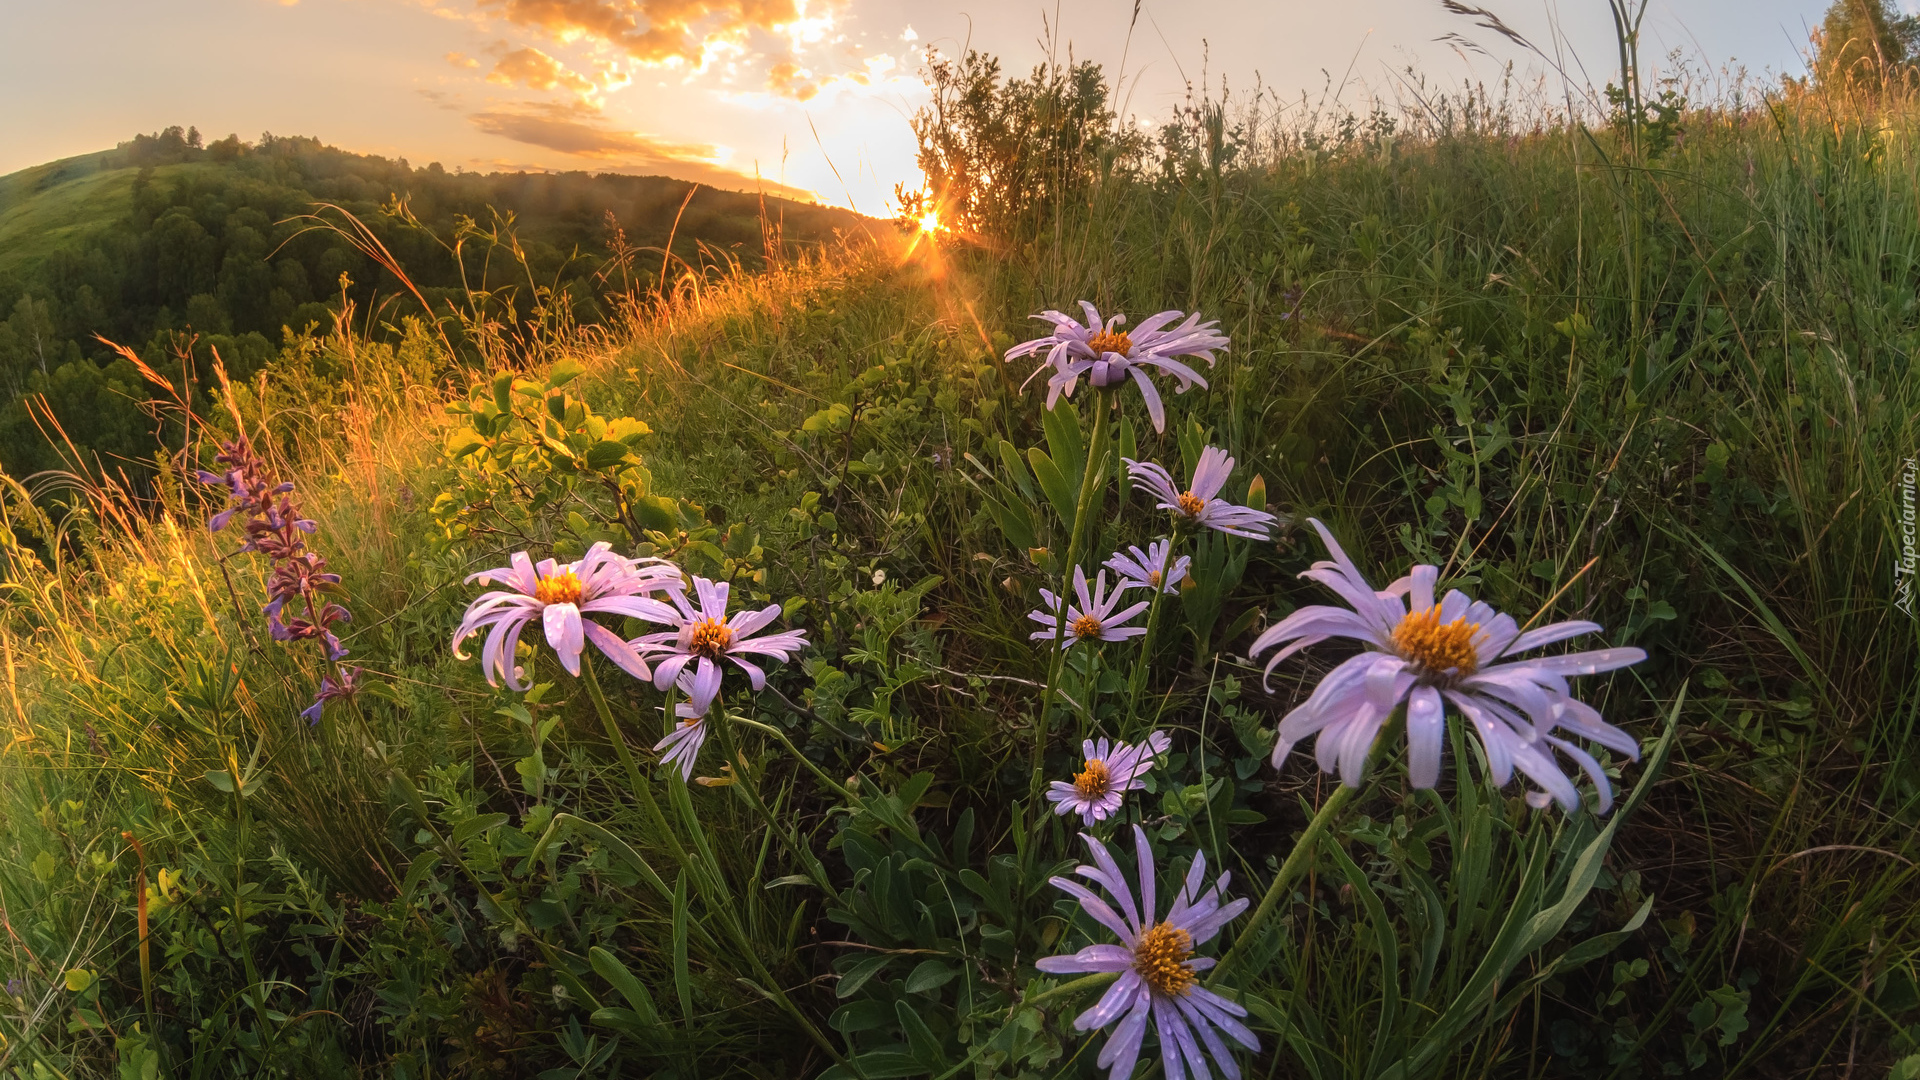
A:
[578, 659, 852, 1070]
[1205, 779, 1359, 987]
[1120, 542, 1177, 738]
[706, 692, 841, 902]
[1029, 395, 1111, 808]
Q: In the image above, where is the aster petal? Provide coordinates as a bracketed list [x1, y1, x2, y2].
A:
[1546, 735, 1615, 814]
[1049, 877, 1135, 942]
[1097, 990, 1154, 1080]
[727, 604, 782, 637]
[1511, 647, 1648, 676]
[1189, 447, 1233, 501]
[1406, 684, 1446, 789]
[1132, 825, 1157, 926]
[1174, 995, 1242, 1080]
[1186, 987, 1259, 1048]
[584, 621, 653, 682]
[1080, 834, 1143, 933]
[1129, 365, 1168, 433]
[1505, 619, 1604, 655]
[651, 651, 695, 690]
[543, 603, 585, 676]
[1035, 943, 1136, 974]
[1156, 995, 1209, 1080]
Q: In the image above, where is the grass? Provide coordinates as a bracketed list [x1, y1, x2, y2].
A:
[0, 153, 152, 275]
[0, 53, 1917, 1079]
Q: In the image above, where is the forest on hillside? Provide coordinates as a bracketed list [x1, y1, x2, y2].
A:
[0, 126, 868, 479]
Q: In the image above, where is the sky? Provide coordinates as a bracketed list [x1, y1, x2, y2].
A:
[0, 0, 1865, 212]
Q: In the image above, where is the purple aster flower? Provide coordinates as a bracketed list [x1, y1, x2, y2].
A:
[453, 543, 680, 691]
[653, 670, 720, 780]
[1036, 826, 1258, 1080]
[1247, 518, 1646, 812]
[1105, 540, 1191, 596]
[1029, 567, 1151, 649]
[628, 576, 810, 704]
[1006, 303, 1227, 433]
[1125, 448, 1278, 541]
[1047, 731, 1173, 824]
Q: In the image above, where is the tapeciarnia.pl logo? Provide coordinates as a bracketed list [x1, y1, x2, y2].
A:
[1898, 457, 1917, 618]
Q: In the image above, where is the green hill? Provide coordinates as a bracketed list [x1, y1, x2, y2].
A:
[0, 127, 872, 477]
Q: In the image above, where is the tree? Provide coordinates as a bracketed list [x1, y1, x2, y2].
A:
[1814, 0, 1920, 91]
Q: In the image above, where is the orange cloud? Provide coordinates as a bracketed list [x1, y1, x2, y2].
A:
[447, 50, 481, 67]
[466, 100, 814, 197]
[766, 59, 817, 101]
[473, 0, 839, 67]
[488, 46, 605, 95]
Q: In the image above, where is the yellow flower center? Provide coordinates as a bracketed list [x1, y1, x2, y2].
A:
[1087, 329, 1133, 357]
[687, 618, 733, 659]
[1175, 491, 1206, 517]
[1134, 922, 1196, 996]
[681, 716, 701, 729]
[1392, 607, 1482, 678]
[1071, 613, 1103, 640]
[534, 569, 583, 606]
[1073, 759, 1111, 799]
[1146, 569, 1163, 588]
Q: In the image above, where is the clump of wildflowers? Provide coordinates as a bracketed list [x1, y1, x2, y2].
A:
[1126, 447, 1278, 541]
[196, 433, 357, 723]
[1007, 303, 1228, 433]
[454, 543, 681, 691]
[1037, 826, 1257, 1080]
[1047, 731, 1172, 824]
[1249, 518, 1645, 812]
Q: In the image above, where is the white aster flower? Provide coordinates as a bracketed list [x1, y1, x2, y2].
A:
[1125, 447, 1278, 541]
[1029, 567, 1151, 649]
[1105, 540, 1191, 595]
[452, 542, 681, 691]
[1037, 826, 1258, 1080]
[1006, 302, 1227, 433]
[1047, 731, 1173, 824]
[1248, 518, 1646, 812]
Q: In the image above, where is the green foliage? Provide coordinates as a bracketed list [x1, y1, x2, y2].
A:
[5, 31, 1920, 1080]
[1813, 0, 1920, 90]
[0, 128, 864, 479]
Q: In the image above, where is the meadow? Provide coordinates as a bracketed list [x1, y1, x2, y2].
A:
[0, 32, 1916, 1080]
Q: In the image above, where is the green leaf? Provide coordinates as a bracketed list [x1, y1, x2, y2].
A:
[836, 954, 894, 999]
[608, 416, 652, 443]
[444, 428, 486, 460]
[904, 960, 956, 994]
[672, 870, 693, 1021]
[31, 850, 56, 883]
[1041, 397, 1086, 480]
[205, 769, 234, 793]
[399, 851, 442, 902]
[589, 946, 660, 1025]
[1027, 448, 1077, 526]
[635, 495, 679, 532]
[64, 968, 94, 993]
[451, 813, 510, 845]
[844, 1050, 922, 1078]
[896, 999, 944, 1062]
[547, 358, 586, 387]
[585, 440, 631, 470]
